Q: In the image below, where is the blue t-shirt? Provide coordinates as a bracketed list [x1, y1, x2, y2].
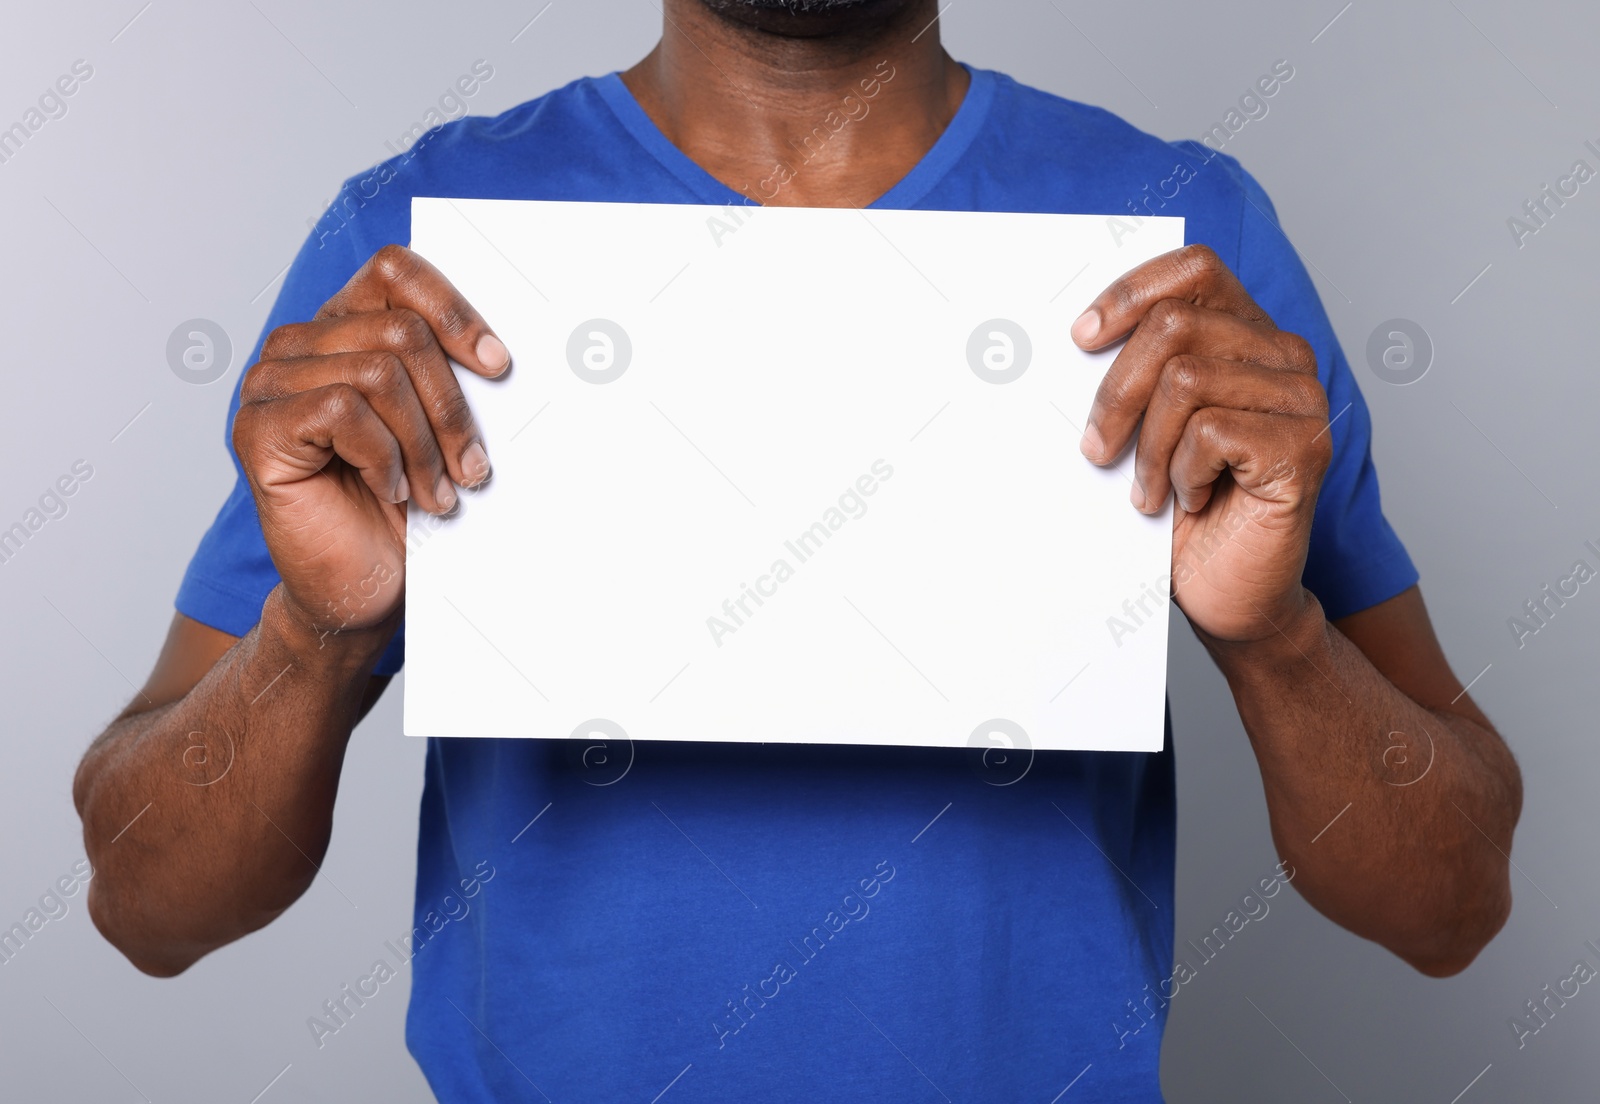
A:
[179, 66, 1417, 1103]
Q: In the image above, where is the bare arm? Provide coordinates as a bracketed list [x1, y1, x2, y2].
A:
[73, 608, 392, 975]
[74, 245, 508, 975]
[1074, 244, 1521, 975]
[1206, 586, 1519, 976]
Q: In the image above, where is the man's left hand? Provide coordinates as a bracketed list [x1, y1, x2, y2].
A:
[1074, 243, 1333, 645]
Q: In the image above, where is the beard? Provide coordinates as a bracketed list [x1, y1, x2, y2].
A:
[696, 0, 916, 36]
[702, 0, 879, 10]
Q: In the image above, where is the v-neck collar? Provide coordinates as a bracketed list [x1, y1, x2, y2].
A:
[594, 63, 996, 210]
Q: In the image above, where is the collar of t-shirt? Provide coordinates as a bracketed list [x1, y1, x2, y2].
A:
[591, 63, 998, 210]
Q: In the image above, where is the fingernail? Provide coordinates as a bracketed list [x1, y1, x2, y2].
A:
[462, 441, 491, 485]
[476, 333, 510, 374]
[1129, 480, 1147, 511]
[1072, 309, 1101, 345]
[1080, 424, 1104, 461]
[393, 474, 410, 504]
[435, 475, 458, 513]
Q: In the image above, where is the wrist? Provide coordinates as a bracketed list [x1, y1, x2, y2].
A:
[1196, 587, 1329, 682]
[261, 584, 400, 675]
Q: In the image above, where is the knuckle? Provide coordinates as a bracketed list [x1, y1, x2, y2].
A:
[1111, 278, 1145, 316]
[353, 350, 406, 397]
[231, 403, 281, 480]
[319, 382, 364, 423]
[383, 309, 435, 356]
[1145, 297, 1190, 338]
[1094, 372, 1136, 417]
[1190, 405, 1226, 443]
[239, 360, 272, 402]
[1183, 243, 1224, 279]
[372, 243, 419, 285]
[1161, 355, 1206, 405]
[1308, 423, 1334, 469]
[1299, 375, 1330, 418]
[230, 404, 258, 455]
[1279, 332, 1318, 374]
[430, 390, 475, 438]
[260, 323, 297, 360]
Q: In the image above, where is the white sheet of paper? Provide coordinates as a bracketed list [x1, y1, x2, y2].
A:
[403, 198, 1182, 752]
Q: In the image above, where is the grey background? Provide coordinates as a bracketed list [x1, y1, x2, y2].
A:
[1, 0, 1593, 1099]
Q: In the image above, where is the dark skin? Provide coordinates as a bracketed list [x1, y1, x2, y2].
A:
[74, 0, 1520, 978]
[624, 0, 970, 208]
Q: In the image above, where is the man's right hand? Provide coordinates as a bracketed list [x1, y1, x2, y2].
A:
[73, 245, 507, 973]
[233, 244, 508, 639]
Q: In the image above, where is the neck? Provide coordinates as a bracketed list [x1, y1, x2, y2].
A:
[622, 0, 969, 208]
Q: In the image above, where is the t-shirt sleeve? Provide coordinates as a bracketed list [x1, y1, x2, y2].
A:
[175, 196, 408, 675]
[1203, 149, 1419, 620]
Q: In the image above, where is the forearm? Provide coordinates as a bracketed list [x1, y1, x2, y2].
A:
[1200, 590, 1522, 975]
[73, 587, 393, 975]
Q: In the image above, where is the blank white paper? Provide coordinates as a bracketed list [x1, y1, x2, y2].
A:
[403, 198, 1182, 752]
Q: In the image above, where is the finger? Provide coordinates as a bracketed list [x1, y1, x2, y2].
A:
[260, 309, 490, 489]
[1072, 244, 1271, 351]
[235, 384, 406, 507]
[316, 244, 510, 379]
[1082, 299, 1312, 462]
[1167, 407, 1320, 515]
[1132, 357, 1328, 513]
[243, 352, 458, 515]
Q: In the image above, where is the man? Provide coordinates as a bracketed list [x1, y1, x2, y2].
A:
[74, 1, 1522, 1100]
